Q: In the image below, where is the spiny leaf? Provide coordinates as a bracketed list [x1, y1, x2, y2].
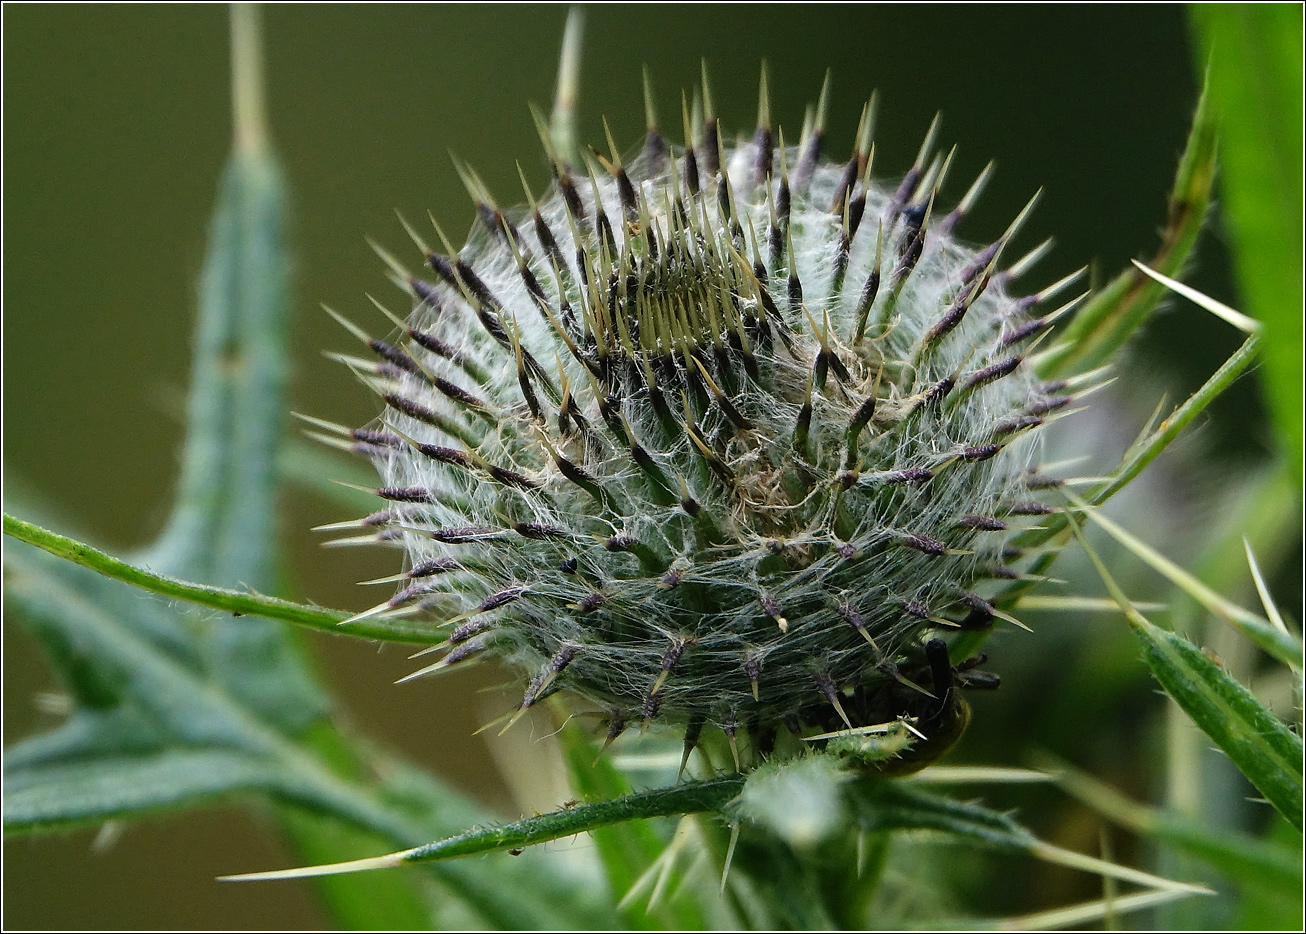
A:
[1065, 509, 1303, 831]
[1129, 616, 1303, 831]
[850, 781, 1210, 893]
[7, 548, 395, 813]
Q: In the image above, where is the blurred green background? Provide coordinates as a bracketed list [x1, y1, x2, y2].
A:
[3, 5, 1291, 929]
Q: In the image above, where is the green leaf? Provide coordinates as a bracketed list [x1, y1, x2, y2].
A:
[1129, 617, 1303, 832]
[1048, 756, 1302, 896]
[1081, 332, 1261, 514]
[1135, 812, 1302, 898]
[851, 781, 1212, 896]
[727, 830, 841, 930]
[4, 748, 281, 834]
[4, 538, 599, 928]
[7, 548, 364, 803]
[1234, 818, 1306, 929]
[4, 707, 167, 770]
[1065, 513, 1303, 831]
[1189, 5, 1304, 483]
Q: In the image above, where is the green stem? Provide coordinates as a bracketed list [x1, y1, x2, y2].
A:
[1084, 331, 1261, 507]
[3, 514, 438, 645]
[402, 776, 744, 865]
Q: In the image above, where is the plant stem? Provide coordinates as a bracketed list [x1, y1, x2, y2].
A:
[3, 514, 439, 644]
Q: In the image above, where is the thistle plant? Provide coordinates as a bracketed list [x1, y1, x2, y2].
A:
[4, 6, 1301, 930]
[313, 48, 1081, 772]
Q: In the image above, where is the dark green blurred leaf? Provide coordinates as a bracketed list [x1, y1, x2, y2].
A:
[5, 546, 398, 827]
[557, 718, 707, 929]
[849, 780, 1032, 851]
[5, 749, 281, 834]
[1148, 812, 1300, 896]
[1233, 818, 1306, 929]
[1050, 756, 1302, 896]
[1190, 5, 1304, 483]
[4, 536, 599, 928]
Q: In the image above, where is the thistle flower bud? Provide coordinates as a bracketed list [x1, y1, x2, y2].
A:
[321, 66, 1077, 771]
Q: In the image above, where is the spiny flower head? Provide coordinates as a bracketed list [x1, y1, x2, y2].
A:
[315, 64, 1088, 772]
